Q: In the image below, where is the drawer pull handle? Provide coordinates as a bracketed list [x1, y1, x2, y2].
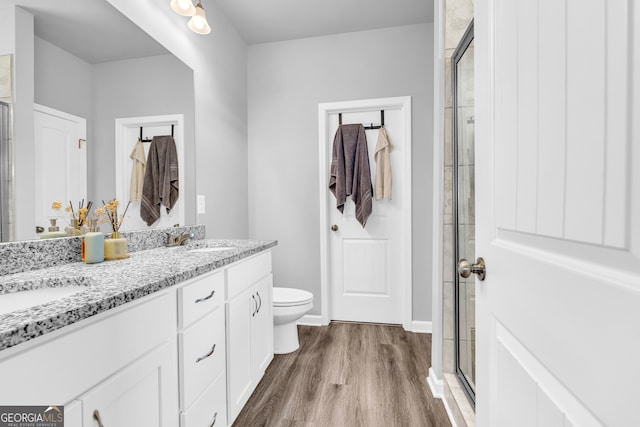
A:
[256, 291, 262, 313]
[93, 409, 105, 427]
[209, 412, 218, 426]
[196, 344, 216, 363]
[195, 290, 215, 304]
[252, 294, 257, 317]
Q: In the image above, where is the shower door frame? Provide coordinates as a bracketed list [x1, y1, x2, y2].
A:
[452, 20, 476, 407]
[0, 101, 10, 242]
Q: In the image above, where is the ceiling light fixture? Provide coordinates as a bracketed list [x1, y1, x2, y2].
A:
[170, 0, 196, 17]
[187, 1, 211, 35]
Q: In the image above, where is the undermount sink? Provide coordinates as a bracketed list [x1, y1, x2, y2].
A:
[0, 285, 86, 316]
[187, 247, 235, 253]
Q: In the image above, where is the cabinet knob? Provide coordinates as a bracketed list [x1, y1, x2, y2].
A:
[331, 224, 339, 231]
[93, 410, 105, 427]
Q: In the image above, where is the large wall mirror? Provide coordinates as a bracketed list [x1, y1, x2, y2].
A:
[1, 0, 196, 242]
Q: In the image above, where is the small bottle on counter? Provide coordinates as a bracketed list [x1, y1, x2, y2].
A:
[83, 219, 104, 264]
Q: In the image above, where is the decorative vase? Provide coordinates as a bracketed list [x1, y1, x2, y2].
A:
[104, 231, 128, 260]
[66, 219, 82, 236]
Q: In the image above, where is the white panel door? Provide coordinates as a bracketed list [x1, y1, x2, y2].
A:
[476, 1, 640, 426]
[324, 98, 411, 325]
[34, 105, 86, 231]
[114, 115, 185, 230]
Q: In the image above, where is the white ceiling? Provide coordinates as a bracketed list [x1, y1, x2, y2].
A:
[0, 0, 433, 63]
[215, 0, 434, 44]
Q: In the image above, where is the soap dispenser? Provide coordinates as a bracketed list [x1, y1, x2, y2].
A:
[39, 218, 68, 239]
[83, 219, 104, 264]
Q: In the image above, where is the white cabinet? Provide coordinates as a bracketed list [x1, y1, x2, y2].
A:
[80, 343, 174, 427]
[226, 251, 274, 425]
[0, 290, 179, 427]
[226, 284, 256, 419]
[177, 270, 227, 427]
[0, 248, 274, 427]
[251, 275, 273, 380]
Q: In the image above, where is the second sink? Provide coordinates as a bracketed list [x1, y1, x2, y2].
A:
[187, 247, 235, 254]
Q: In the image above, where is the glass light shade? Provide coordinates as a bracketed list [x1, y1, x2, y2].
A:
[170, 0, 196, 17]
[188, 3, 211, 35]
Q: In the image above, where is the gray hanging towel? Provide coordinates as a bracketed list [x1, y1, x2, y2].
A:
[329, 124, 373, 227]
[140, 135, 179, 226]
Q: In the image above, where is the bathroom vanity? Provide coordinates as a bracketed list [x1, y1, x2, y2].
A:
[0, 236, 276, 427]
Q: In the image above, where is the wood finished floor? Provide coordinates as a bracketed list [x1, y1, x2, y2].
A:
[232, 322, 451, 427]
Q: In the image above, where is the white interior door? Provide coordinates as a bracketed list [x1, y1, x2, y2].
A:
[321, 97, 411, 325]
[476, 1, 640, 426]
[114, 115, 184, 231]
[34, 104, 86, 231]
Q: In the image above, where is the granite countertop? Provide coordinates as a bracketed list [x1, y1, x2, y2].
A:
[0, 239, 277, 351]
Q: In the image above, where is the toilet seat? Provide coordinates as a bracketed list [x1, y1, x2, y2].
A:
[273, 287, 313, 307]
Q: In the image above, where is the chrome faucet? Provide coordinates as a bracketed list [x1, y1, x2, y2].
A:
[165, 230, 194, 247]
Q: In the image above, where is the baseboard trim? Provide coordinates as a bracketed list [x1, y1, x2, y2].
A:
[441, 392, 459, 427]
[427, 367, 444, 398]
[409, 320, 433, 333]
[297, 314, 324, 326]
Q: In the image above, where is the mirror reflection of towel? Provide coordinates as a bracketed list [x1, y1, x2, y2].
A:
[329, 124, 372, 227]
[140, 135, 179, 226]
[129, 138, 146, 202]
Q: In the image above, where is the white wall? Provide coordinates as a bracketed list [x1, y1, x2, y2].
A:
[34, 37, 92, 121]
[247, 24, 435, 321]
[107, 0, 248, 239]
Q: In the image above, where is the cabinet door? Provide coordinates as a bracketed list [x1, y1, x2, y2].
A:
[81, 342, 174, 427]
[251, 274, 273, 380]
[226, 286, 255, 423]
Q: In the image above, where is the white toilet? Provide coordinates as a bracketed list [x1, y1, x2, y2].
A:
[272, 287, 313, 354]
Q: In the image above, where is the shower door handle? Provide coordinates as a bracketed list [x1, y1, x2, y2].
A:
[458, 257, 486, 281]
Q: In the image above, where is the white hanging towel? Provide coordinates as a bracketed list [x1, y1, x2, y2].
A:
[129, 138, 146, 202]
[374, 127, 392, 200]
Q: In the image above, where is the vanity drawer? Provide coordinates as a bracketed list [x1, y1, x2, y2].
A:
[179, 307, 226, 409]
[178, 270, 225, 329]
[180, 371, 227, 427]
[226, 250, 272, 299]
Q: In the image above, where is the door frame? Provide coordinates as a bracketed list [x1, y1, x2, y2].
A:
[318, 96, 412, 329]
[114, 114, 185, 228]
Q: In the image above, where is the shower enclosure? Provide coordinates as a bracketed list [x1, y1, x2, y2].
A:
[452, 21, 475, 405]
[0, 101, 9, 242]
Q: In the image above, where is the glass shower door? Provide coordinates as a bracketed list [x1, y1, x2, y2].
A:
[453, 22, 475, 404]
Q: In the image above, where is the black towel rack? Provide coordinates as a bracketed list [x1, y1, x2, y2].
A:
[338, 110, 384, 130]
[140, 124, 174, 143]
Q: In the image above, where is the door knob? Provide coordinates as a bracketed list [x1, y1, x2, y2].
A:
[331, 224, 339, 231]
[458, 257, 486, 281]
